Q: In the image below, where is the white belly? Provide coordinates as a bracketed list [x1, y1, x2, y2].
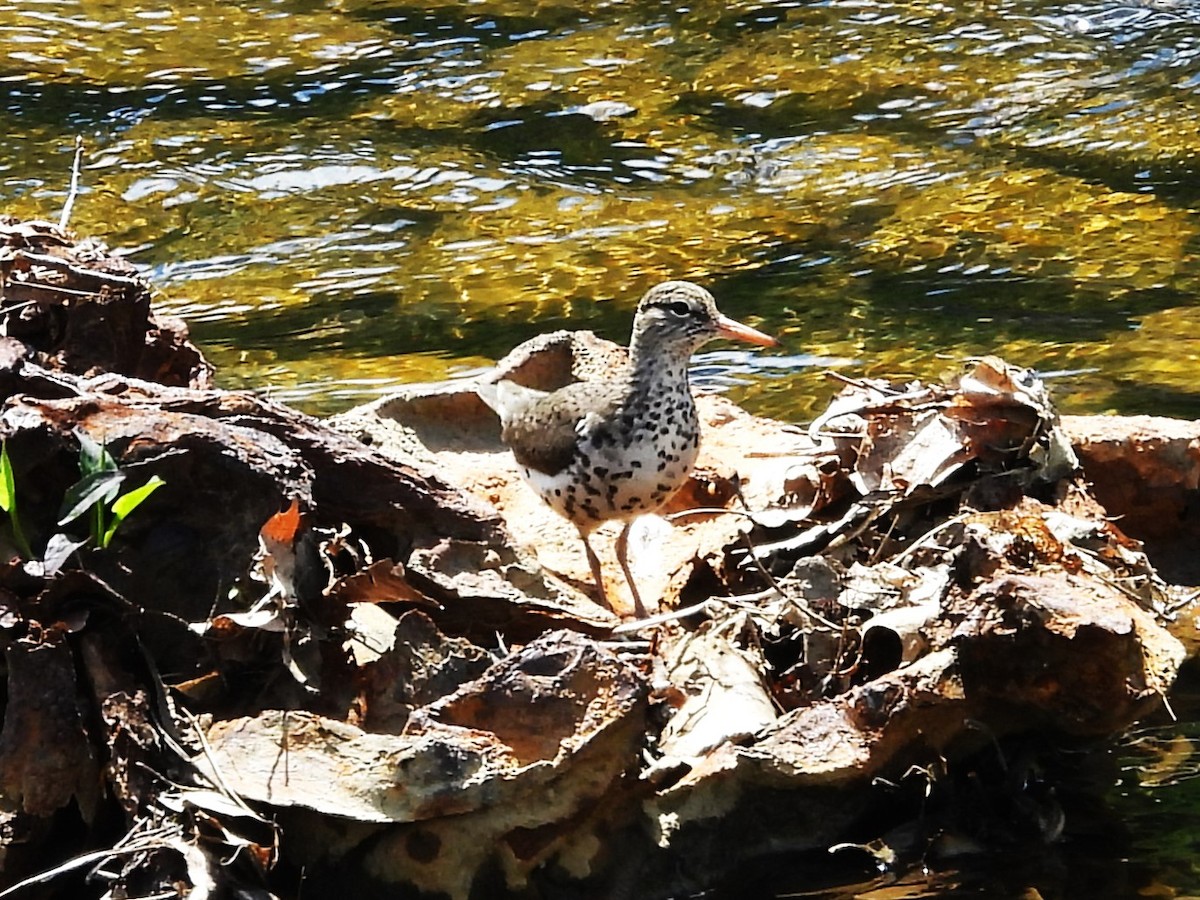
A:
[521, 420, 701, 529]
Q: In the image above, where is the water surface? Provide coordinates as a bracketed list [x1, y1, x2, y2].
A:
[4, 0, 1199, 422]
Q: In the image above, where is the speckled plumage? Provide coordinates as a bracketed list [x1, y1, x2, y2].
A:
[477, 281, 776, 612]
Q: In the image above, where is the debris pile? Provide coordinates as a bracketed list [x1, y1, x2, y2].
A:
[0, 219, 1190, 899]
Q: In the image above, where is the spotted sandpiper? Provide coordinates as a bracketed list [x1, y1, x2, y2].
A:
[476, 281, 777, 613]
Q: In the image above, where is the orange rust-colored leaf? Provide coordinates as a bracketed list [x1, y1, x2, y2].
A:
[260, 497, 303, 544]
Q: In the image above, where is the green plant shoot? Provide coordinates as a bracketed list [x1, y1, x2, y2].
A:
[101, 475, 164, 548]
[0, 442, 32, 558]
[58, 433, 166, 549]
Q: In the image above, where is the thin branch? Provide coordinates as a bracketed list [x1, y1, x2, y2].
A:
[611, 598, 714, 634]
[0, 840, 175, 899]
[181, 707, 266, 822]
[665, 506, 760, 524]
[886, 512, 972, 566]
[59, 136, 85, 231]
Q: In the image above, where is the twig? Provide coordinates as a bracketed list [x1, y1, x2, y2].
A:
[823, 504, 886, 553]
[1160, 690, 1177, 723]
[869, 511, 901, 564]
[181, 707, 265, 821]
[887, 512, 972, 566]
[822, 370, 903, 395]
[599, 639, 652, 651]
[59, 136, 85, 231]
[667, 500, 841, 630]
[731, 529, 843, 631]
[0, 840, 175, 899]
[664, 506, 760, 524]
[9, 249, 143, 290]
[611, 598, 715, 633]
[0, 299, 40, 316]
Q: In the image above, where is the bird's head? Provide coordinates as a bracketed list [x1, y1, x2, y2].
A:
[629, 281, 777, 361]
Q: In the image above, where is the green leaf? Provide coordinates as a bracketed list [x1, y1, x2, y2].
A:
[58, 469, 125, 526]
[0, 442, 32, 559]
[0, 442, 15, 515]
[76, 431, 117, 477]
[101, 475, 164, 548]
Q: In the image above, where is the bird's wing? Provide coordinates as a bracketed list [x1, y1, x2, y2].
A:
[503, 381, 623, 477]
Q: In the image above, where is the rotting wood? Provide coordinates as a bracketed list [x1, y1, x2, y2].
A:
[0, 216, 211, 388]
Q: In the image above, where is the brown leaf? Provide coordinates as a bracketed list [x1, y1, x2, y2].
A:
[329, 558, 438, 607]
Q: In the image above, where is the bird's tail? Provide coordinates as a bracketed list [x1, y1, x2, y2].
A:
[474, 377, 546, 427]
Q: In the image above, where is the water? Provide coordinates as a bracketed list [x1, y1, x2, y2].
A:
[3, 0, 1200, 894]
[3, 0, 1198, 422]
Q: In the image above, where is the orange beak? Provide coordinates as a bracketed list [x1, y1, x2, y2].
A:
[715, 313, 778, 348]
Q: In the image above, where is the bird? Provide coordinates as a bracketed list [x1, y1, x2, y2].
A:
[476, 281, 777, 614]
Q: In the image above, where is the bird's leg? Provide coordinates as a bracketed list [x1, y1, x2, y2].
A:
[615, 521, 646, 618]
[577, 527, 611, 608]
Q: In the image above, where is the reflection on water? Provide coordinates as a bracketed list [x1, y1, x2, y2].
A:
[3, 0, 1200, 890]
[2, 0, 1199, 421]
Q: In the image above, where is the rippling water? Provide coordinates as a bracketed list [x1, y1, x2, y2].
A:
[3, 0, 1200, 893]
[3, 0, 1199, 422]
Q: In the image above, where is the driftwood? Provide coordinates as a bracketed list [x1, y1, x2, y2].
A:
[0, 216, 211, 388]
[0, 218, 1192, 899]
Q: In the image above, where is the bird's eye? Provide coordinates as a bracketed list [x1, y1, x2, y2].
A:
[668, 301, 691, 317]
